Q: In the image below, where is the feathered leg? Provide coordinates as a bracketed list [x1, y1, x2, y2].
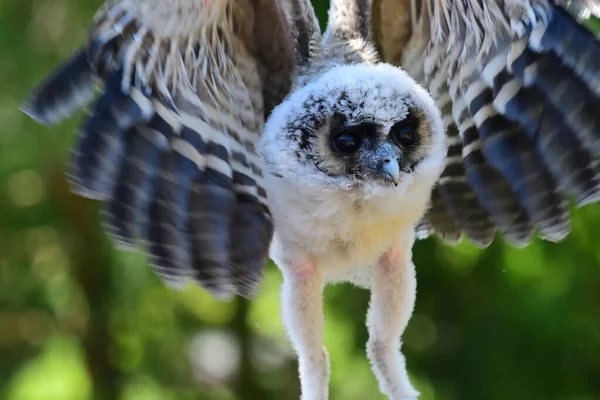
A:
[367, 233, 419, 400]
[280, 256, 330, 400]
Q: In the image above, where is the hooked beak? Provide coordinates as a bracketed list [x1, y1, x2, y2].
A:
[377, 158, 401, 186]
[366, 142, 401, 186]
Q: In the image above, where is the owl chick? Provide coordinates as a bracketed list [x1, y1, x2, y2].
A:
[259, 57, 445, 400]
[260, 1, 446, 397]
[260, 62, 445, 398]
[21, 0, 600, 399]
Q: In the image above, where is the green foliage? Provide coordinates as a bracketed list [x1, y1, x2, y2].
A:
[1, 1, 599, 399]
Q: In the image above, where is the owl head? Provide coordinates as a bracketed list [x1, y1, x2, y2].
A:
[258, 62, 447, 197]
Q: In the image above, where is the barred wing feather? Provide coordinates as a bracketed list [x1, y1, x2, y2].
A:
[375, 0, 600, 247]
[21, 0, 295, 298]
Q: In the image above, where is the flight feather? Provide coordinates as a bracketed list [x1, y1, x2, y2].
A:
[21, 0, 296, 298]
[373, 0, 600, 247]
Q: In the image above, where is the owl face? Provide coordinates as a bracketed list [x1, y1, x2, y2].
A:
[308, 106, 428, 187]
[258, 63, 446, 193]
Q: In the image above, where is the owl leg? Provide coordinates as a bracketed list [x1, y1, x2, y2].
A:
[280, 257, 329, 400]
[366, 240, 419, 400]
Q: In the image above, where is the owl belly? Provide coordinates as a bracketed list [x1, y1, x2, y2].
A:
[316, 216, 412, 279]
[267, 178, 421, 284]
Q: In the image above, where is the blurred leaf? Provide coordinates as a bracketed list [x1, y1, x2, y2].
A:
[6, 335, 92, 400]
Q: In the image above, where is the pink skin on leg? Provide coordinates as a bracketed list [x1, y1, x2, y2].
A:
[279, 256, 330, 400]
[366, 235, 420, 399]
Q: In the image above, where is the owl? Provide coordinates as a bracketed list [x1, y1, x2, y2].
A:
[22, 0, 600, 399]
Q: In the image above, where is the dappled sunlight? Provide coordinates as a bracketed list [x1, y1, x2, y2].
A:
[6, 335, 92, 400]
[1, 1, 600, 399]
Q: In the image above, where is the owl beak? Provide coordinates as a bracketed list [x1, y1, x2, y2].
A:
[365, 142, 402, 186]
[377, 158, 401, 186]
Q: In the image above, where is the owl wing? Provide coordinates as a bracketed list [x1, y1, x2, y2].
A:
[373, 0, 600, 247]
[21, 0, 295, 298]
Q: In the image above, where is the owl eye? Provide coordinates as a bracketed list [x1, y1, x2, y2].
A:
[333, 131, 361, 154]
[331, 122, 377, 154]
[391, 121, 417, 146]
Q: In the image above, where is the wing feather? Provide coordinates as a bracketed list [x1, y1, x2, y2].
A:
[102, 124, 166, 250]
[22, 0, 295, 298]
[374, 0, 600, 246]
[21, 49, 96, 126]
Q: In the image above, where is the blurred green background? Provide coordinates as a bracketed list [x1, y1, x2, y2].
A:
[1, 1, 600, 399]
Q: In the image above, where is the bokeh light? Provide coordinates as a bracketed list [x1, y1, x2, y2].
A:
[1, 1, 599, 400]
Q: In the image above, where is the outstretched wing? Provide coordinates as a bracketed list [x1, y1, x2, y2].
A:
[21, 0, 295, 298]
[373, 0, 600, 247]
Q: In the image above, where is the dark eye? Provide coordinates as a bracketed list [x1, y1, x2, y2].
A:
[391, 121, 417, 146]
[333, 131, 361, 154]
[331, 122, 377, 154]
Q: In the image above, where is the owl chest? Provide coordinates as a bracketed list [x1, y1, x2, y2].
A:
[328, 217, 406, 268]
[291, 196, 412, 270]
